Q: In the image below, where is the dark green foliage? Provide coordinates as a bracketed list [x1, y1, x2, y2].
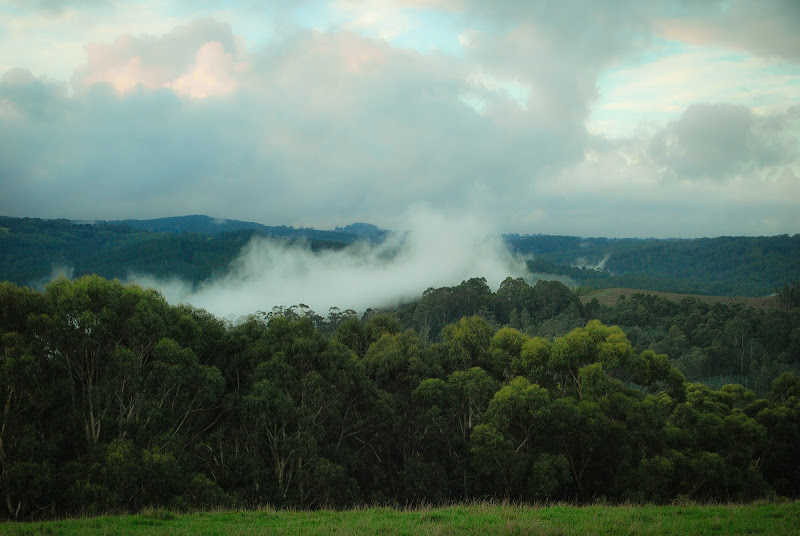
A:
[508, 233, 800, 296]
[777, 281, 800, 309]
[583, 291, 800, 393]
[0, 276, 798, 520]
[397, 277, 581, 342]
[0, 217, 356, 287]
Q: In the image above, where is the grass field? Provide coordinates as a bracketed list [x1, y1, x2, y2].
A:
[1, 502, 798, 535]
[580, 287, 778, 310]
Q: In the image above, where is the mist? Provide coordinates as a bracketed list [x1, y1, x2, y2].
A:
[129, 208, 531, 321]
[28, 264, 76, 291]
[574, 253, 611, 271]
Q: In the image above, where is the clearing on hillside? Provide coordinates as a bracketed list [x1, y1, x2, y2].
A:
[581, 287, 778, 310]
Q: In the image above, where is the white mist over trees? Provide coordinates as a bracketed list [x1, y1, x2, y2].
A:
[130, 209, 530, 319]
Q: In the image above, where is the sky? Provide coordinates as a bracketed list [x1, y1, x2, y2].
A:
[1, 0, 799, 238]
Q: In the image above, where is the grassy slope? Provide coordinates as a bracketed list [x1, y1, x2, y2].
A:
[581, 287, 779, 310]
[2, 503, 798, 536]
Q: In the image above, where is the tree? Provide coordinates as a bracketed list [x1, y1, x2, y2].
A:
[776, 280, 800, 309]
[471, 377, 574, 500]
[494, 277, 533, 326]
[488, 327, 529, 380]
[411, 367, 499, 502]
[441, 316, 494, 373]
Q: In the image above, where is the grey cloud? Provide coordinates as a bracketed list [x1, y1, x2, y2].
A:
[3, 7, 798, 238]
[239, 28, 594, 220]
[449, 0, 800, 63]
[0, 69, 72, 206]
[704, 0, 800, 62]
[442, 1, 674, 163]
[524, 196, 800, 239]
[648, 103, 799, 180]
[4, 0, 109, 15]
[458, 1, 657, 58]
[1, 77, 229, 218]
[0, 68, 69, 120]
[1, 26, 585, 226]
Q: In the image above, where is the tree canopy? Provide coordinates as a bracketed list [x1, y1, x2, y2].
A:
[1, 275, 798, 519]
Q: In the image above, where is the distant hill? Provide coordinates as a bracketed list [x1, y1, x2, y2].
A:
[83, 215, 390, 241]
[88, 215, 272, 235]
[334, 222, 387, 238]
[1, 216, 798, 297]
[0, 216, 386, 288]
[505, 233, 800, 296]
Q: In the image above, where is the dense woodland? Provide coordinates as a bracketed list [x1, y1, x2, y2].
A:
[390, 277, 800, 394]
[2, 216, 800, 296]
[0, 217, 354, 286]
[1, 275, 799, 519]
[509, 234, 800, 296]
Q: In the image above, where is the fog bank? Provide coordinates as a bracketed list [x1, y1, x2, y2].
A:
[130, 209, 530, 321]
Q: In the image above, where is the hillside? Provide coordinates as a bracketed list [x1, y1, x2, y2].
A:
[508, 234, 800, 296]
[0, 216, 380, 287]
[88, 214, 390, 241]
[581, 287, 779, 310]
[1, 216, 799, 298]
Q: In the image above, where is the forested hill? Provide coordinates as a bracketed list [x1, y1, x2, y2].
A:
[1, 216, 799, 296]
[0, 216, 377, 286]
[83, 214, 389, 240]
[505, 233, 800, 296]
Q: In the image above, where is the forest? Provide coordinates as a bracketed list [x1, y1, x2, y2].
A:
[2, 216, 800, 296]
[1, 275, 798, 520]
[0, 217, 355, 286]
[507, 234, 800, 296]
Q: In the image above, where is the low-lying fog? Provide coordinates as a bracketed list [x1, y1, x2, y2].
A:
[129, 208, 531, 321]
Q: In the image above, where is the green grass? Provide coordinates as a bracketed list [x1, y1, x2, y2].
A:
[2, 502, 799, 535]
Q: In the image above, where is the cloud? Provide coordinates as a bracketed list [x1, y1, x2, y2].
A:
[1, 3, 799, 239]
[0, 26, 589, 230]
[527, 122, 800, 237]
[72, 18, 244, 96]
[130, 207, 529, 320]
[656, 0, 800, 63]
[0, 68, 68, 119]
[5, 0, 109, 16]
[167, 41, 239, 98]
[648, 103, 799, 180]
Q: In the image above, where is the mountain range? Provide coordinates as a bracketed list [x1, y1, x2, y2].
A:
[1, 215, 798, 297]
[73, 215, 389, 240]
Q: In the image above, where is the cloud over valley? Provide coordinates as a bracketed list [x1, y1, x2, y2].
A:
[129, 208, 530, 320]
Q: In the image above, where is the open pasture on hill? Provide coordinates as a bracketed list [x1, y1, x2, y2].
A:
[581, 288, 779, 310]
[2, 502, 798, 536]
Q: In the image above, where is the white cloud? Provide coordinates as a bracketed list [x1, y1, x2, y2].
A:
[167, 41, 241, 98]
[333, 0, 415, 40]
[70, 18, 243, 97]
[130, 207, 529, 319]
[0, 1, 189, 81]
[647, 103, 799, 181]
